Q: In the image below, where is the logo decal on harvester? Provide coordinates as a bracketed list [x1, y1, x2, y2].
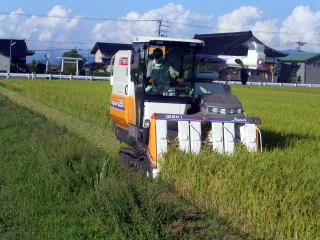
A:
[233, 117, 247, 122]
[164, 114, 182, 119]
[119, 57, 128, 65]
[110, 97, 125, 111]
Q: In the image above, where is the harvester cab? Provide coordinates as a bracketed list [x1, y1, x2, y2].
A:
[109, 36, 262, 177]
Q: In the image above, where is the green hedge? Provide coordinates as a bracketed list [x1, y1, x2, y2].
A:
[92, 71, 110, 77]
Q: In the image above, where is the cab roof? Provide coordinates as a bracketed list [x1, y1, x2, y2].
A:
[133, 36, 204, 46]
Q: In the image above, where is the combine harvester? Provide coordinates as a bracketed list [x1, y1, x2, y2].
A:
[109, 36, 264, 177]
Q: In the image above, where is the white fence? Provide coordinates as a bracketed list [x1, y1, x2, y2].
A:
[0, 72, 110, 81]
[216, 81, 320, 88]
[1, 72, 320, 88]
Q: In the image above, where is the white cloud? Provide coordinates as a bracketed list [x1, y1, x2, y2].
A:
[0, 8, 25, 37]
[91, 2, 212, 43]
[217, 6, 261, 32]
[279, 6, 320, 51]
[252, 19, 278, 46]
[216, 6, 279, 46]
[0, 5, 86, 46]
[1, 3, 320, 60]
[16, 5, 83, 41]
[216, 5, 320, 51]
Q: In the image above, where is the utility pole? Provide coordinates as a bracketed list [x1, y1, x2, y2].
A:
[157, 16, 163, 37]
[8, 39, 16, 73]
[8, 39, 12, 73]
[295, 41, 307, 51]
[157, 16, 169, 37]
[45, 54, 50, 73]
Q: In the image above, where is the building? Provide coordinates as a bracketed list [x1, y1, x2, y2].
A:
[88, 42, 131, 73]
[0, 39, 34, 73]
[90, 42, 131, 63]
[194, 31, 288, 82]
[278, 52, 320, 84]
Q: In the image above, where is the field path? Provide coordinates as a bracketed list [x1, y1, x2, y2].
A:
[0, 86, 120, 156]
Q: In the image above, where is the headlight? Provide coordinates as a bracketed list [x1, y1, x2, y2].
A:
[210, 107, 218, 113]
[208, 107, 243, 115]
[143, 120, 150, 128]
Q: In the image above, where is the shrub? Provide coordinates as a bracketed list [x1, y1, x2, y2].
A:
[92, 71, 110, 77]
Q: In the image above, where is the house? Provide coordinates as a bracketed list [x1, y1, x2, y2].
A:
[90, 42, 131, 63]
[278, 52, 320, 84]
[194, 31, 288, 82]
[0, 39, 34, 73]
[89, 42, 131, 73]
[84, 62, 107, 74]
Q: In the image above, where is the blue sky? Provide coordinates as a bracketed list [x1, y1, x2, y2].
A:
[2, 0, 320, 21]
[1, 0, 320, 62]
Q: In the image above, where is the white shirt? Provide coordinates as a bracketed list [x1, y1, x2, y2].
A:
[146, 59, 179, 84]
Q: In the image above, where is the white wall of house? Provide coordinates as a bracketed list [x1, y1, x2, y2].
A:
[266, 57, 276, 64]
[295, 62, 306, 83]
[0, 55, 10, 72]
[95, 49, 103, 63]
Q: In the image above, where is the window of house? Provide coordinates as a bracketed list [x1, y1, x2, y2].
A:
[313, 61, 320, 68]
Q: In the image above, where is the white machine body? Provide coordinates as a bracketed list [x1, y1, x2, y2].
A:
[109, 36, 262, 178]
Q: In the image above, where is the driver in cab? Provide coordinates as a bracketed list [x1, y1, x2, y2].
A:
[145, 48, 183, 94]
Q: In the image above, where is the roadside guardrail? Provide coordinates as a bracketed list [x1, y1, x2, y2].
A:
[216, 81, 320, 88]
[0, 72, 110, 81]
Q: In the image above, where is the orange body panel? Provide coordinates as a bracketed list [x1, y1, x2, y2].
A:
[147, 118, 157, 167]
[127, 97, 136, 125]
[110, 93, 136, 130]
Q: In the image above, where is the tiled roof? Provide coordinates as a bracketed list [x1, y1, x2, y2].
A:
[280, 52, 320, 62]
[194, 31, 288, 58]
[0, 39, 34, 57]
[90, 42, 131, 55]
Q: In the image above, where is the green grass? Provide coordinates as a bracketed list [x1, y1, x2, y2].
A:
[0, 83, 247, 240]
[0, 79, 319, 239]
[0, 79, 112, 126]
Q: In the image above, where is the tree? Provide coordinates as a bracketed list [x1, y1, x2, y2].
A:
[26, 59, 42, 73]
[289, 71, 297, 83]
[61, 49, 85, 75]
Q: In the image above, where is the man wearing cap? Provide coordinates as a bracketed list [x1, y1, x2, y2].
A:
[146, 48, 183, 87]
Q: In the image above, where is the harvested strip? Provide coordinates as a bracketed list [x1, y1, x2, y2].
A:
[0, 86, 119, 156]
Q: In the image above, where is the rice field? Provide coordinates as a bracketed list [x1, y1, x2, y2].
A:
[0, 78, 319, 239]
[162, 85, 320, 239]
[0, 81, 242, 240]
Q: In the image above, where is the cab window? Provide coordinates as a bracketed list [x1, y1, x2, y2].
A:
[145, 45, 197, 97]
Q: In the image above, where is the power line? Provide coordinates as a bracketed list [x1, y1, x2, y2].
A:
[3, 11, 320, 36]
[20, 36, 320, 53]
[10, 35, 320, 52]
[166, 20, 320, 36]
[33, 49, 91, 51]
[3, 11, 320, 46]
[26, 39, 95, 45]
